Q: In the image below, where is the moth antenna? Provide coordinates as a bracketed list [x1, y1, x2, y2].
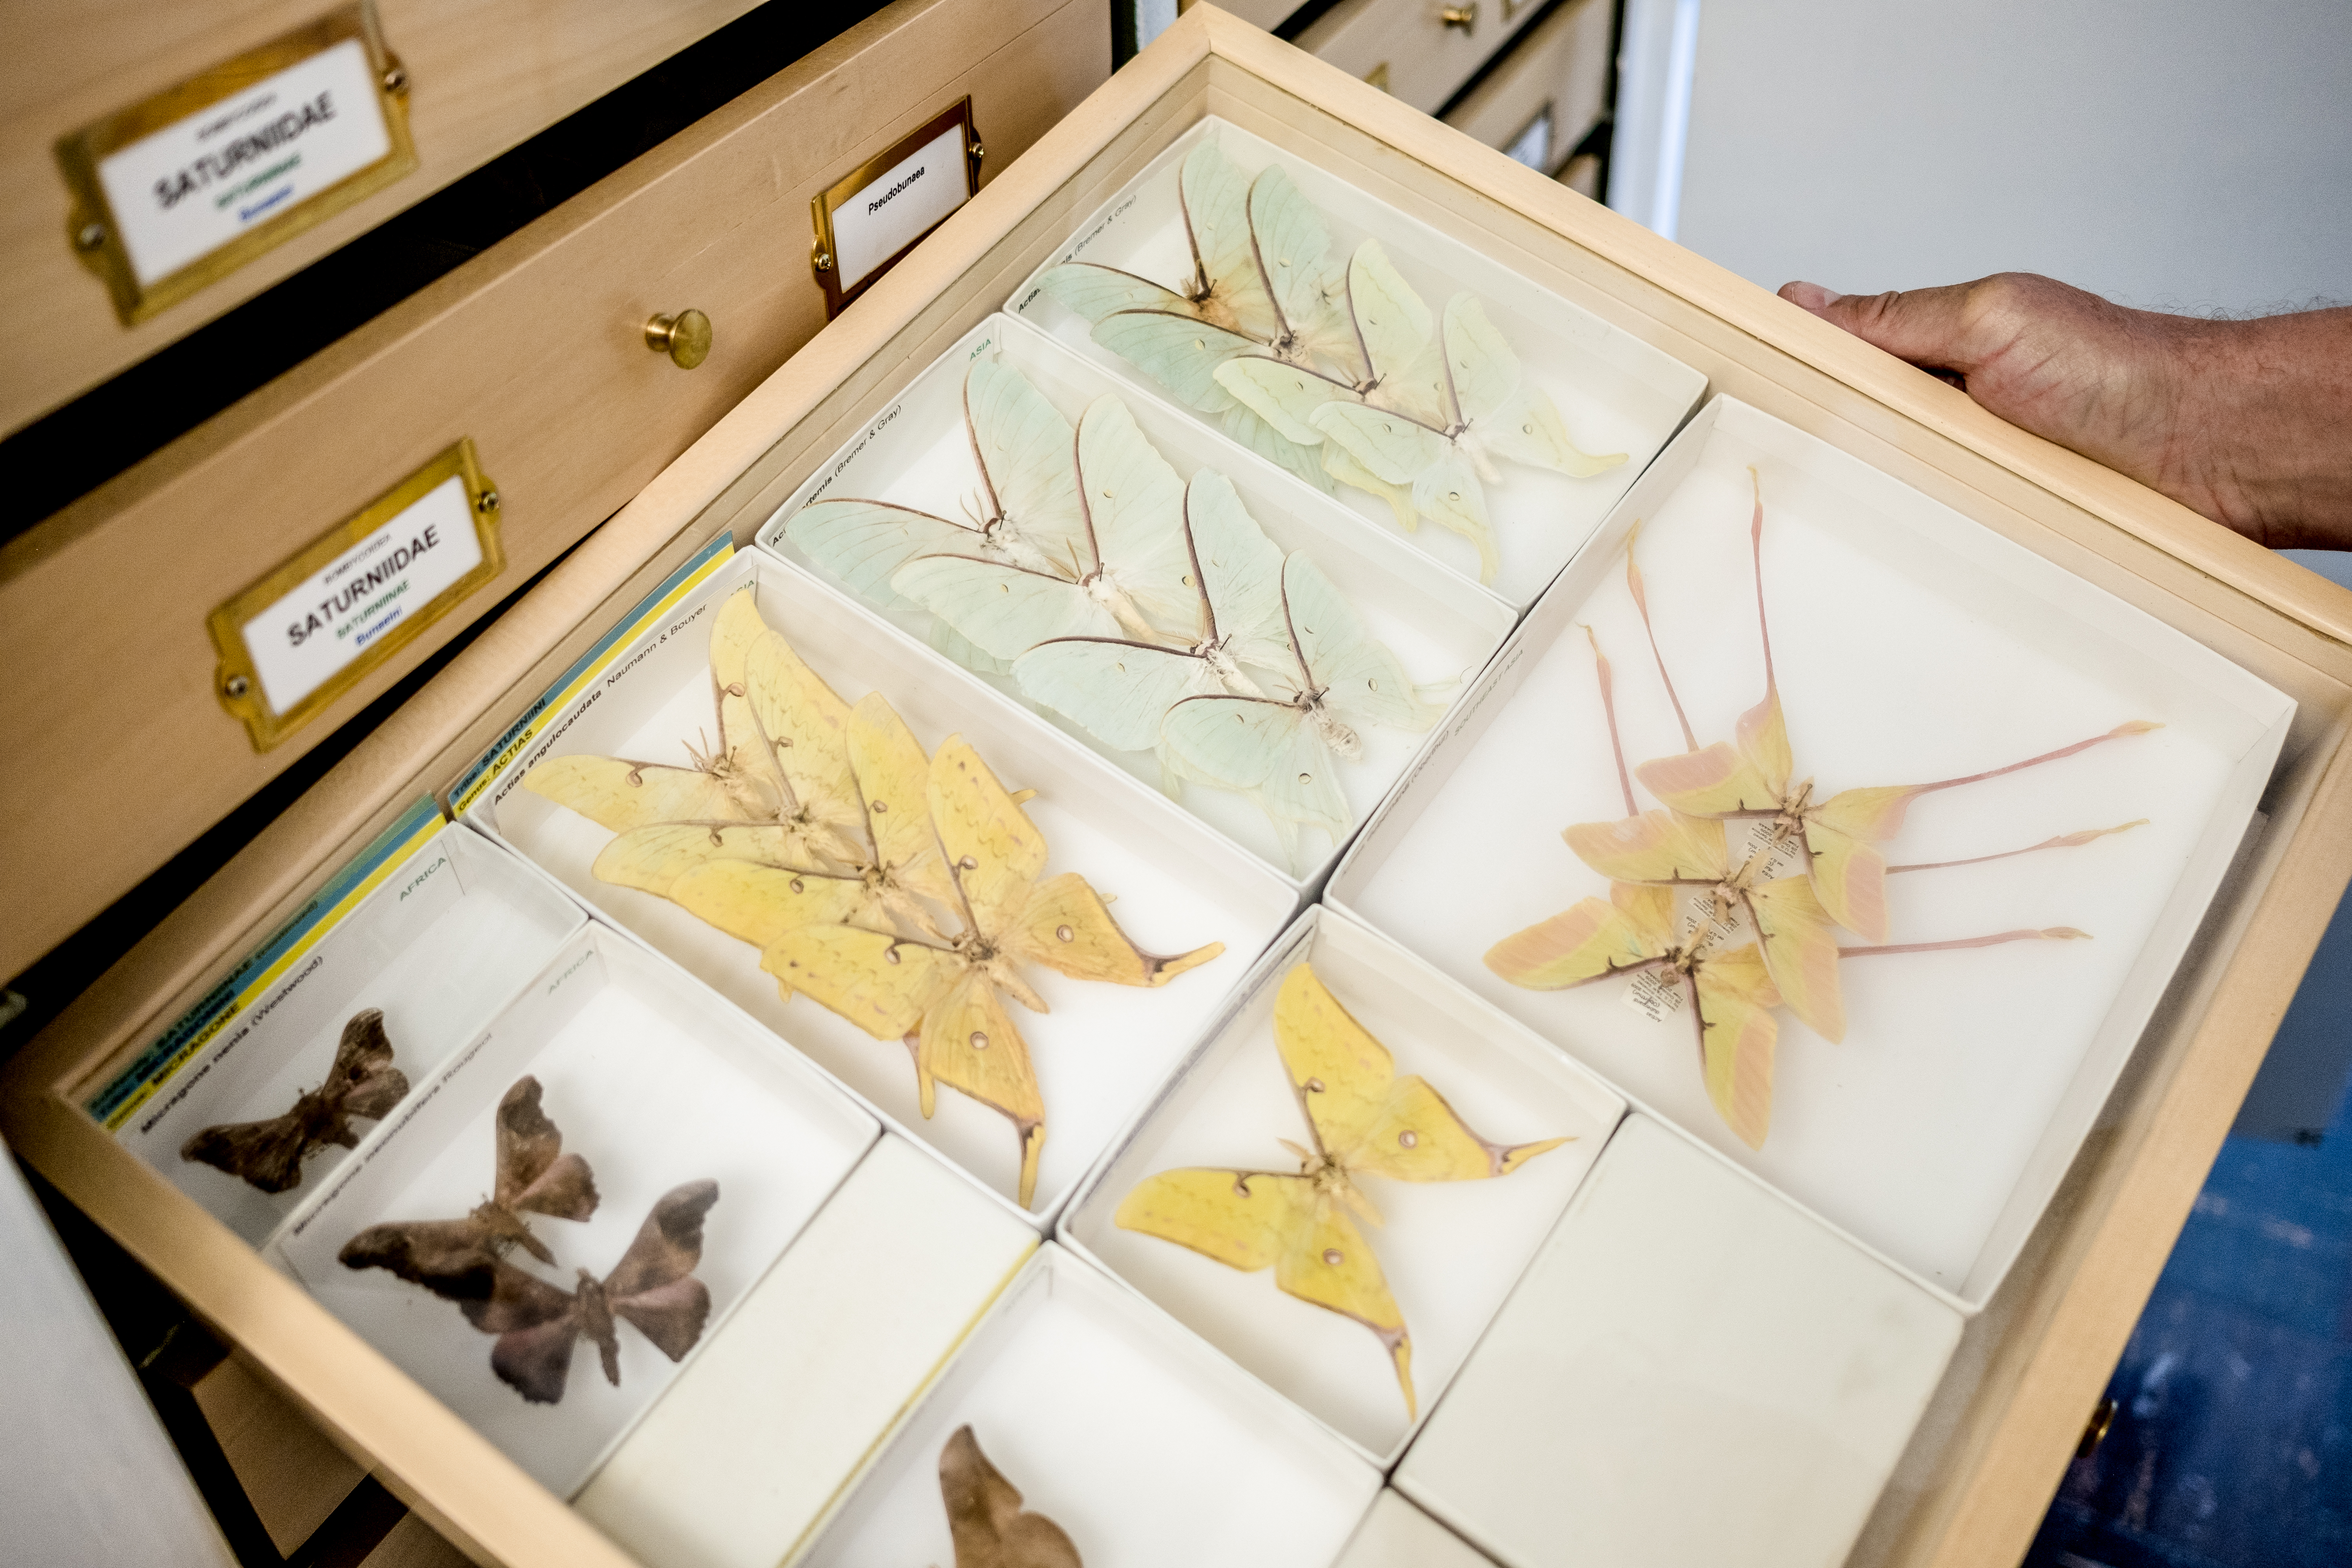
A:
[1840, 927, 2092, 958]
[1583, 624, 1637, 817]
[1624, 522, 1697, 752]
[1906, 722, 2163, 798]
[1887, 819, 2149, 874]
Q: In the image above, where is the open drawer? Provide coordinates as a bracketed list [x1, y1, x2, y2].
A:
[8, 9, 2352, 1568]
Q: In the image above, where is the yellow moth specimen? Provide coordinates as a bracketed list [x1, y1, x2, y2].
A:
[772, 733, 1223, 1208]
[1117, 962, 1566, 1417]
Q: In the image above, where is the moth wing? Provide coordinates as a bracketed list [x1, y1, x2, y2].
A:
[338, 1065, 409, 1125]
[1347, 239, 1434, 390]
[965, 358, 1087, 561]
[1474, 379, 1627, 478]
[1561, 809, 1731, 886]
[1219, 401, 1336, 494]
[849, 691, 960, 908]
[1002, 871, 1223, 987]
[1186, 471, 1291, 657]
[1269, 962, 1395, 1155]
[1309, 401, 1445, 487]
[1273, 1201, 1414, 1416]
[463, 1259, 577, 1334]
[785, 499, 984, 611]
[328, 1009, 396, 1083]
[613, 1276, 713, 1365]
[492, 1076, 572, 1214]
[592, 822, 809, 899]
[179, 1115, 313, 1194]
[928, 735, 1050, 929]
[522, 755, 744, 834]
[1092, 310, 1257, 413]
[490, 1315, 581, 1405]
[891, 554, 1119, 662]
[1012, 639, 1218, 754]
[1350, 1076, 1567, 1183]
[743, 628, 869, 858]
[669, 861, 869, 951]
[1438, 294, 1523, 427]
[707, 588, 765, 688]
[766, 926, 961, 1041]
[1804, 785, 1922, 942]
[1181, 138, 1277, 337]
[1282, 553, 1438, 734]
[1212, 355, 1352, 445]
[1745, 875, 1847, 1043]
[1635, 693, 1793, 816]
[336, 1219, 499, 1299]
[1410, 445, 1499, 583]
[1245, 163, 1334, 336]
[1693, 945, 1783, 1150]
[604, 1178, 719, 1300]
[920, 973, 1047, 1204]
[1160, 694, 1299, 791]
[1076, 396, 1196, 626]
[940, 1426, 1085, 1568]
[1036, 261, 1195, 325]
[1321, 439, 1422, 535]
[1115, 1168, 1316, 1274]
[1483, 892, 1670, 990]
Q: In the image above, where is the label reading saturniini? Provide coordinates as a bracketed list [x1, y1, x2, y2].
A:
[245, 475, 479, 713]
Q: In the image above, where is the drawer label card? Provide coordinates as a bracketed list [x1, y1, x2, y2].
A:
[810, 97, 983, 317]
[55, 4, 419, 324]
[209, 439, 504, 752]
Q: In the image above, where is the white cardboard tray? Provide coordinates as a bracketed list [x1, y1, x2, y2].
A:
[268, 923, 879, 1497]
[1333, 1491, 1498, 1568]
[1059, 904, 1626, 1464]
[1396, 1115, 1964, 1568]
[97, 814, 585, 1245]
[791, 1243, 1381, 1568]
[576, 1133, 1039, 1568]
[458, 548, 1294, 1223]
[1328, 394, 2293, 1306]
[755, 312, 1516, 889]
[1005, 115, 1710, 608]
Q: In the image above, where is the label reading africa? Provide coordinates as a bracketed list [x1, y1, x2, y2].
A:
[95, 38, 392, 287]
[244, 475, 479, 714]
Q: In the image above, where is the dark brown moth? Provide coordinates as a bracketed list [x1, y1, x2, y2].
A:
[337, 1076, 601, 1296]
[180, 1009, 409, 1194]
[940, 1425, 1083, 1568]
[464, 1179, 719, 1405]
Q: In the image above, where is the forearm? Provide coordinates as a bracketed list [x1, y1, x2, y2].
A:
[2160, 307, 2352, 551]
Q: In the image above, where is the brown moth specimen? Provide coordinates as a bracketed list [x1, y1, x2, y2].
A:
[465, 1179, 719, 1404]
[939, 1425, 1083, 1568]
[180, 1010, 409, 1194]
[338, 1076, 601, 1295]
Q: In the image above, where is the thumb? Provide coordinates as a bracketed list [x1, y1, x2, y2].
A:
[1779, 279, 1987, 372]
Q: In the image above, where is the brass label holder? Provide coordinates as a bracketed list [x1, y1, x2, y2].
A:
[208, 439, 503, 752]
[809, 97, 984, 319]
[54, 1, 419, 326]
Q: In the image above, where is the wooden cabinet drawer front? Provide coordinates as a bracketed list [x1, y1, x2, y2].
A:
[3, 0, 791, 436]
[1296, 0, 1547, 114]
[1441, 0, 1612, 170]
[0, 0, 1109, 984]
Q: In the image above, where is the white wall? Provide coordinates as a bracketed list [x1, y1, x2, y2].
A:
[1669, 0, 2352, 312]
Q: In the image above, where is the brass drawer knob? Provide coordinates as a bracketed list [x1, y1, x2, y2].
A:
[644, 309, 712, 370]
[1440, 4, 1477, 33]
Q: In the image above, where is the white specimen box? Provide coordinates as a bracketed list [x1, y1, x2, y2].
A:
[459, 548, 1295, 1223]
[1328, 394, 2292, 1307]
[755, 312, 1516, 889]
[577, 1134, 1040, 1568]
[791, 1243, 1381, 1568]
[268, 924, 879, 1497]
[1396, 1115, 1964, 1568]
[1333, 1490, 1498, 1568]
[1060, 905, 1626, 1463]
[99, 812, 586, 1244]
[1005, 114, 1710, 608]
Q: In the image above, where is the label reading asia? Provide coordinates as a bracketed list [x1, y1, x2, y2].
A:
[244, 476, 481, 713]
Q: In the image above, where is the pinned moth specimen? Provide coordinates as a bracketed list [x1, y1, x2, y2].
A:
[773, 735, 1224, 1207]
[1118, 962, 1565, 1417]
[937, 1425, 1083, 1568]
[181, 1009, 408, 1194]
[1219, 244, 1625, 582]
[465, 1178, 719, 1405]
[338, 1075, 600, 1294]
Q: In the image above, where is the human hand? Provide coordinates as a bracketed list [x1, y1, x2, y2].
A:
[1778, 273, 2352, 553]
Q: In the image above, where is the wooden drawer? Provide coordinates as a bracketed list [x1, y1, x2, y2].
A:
[4, 0, 789, 436]
[1296, 0, 1548, 114]
[0, 0, 1109, 982]
[1441, 0, 1612, 172]
[7, 8, 2352, 1568]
